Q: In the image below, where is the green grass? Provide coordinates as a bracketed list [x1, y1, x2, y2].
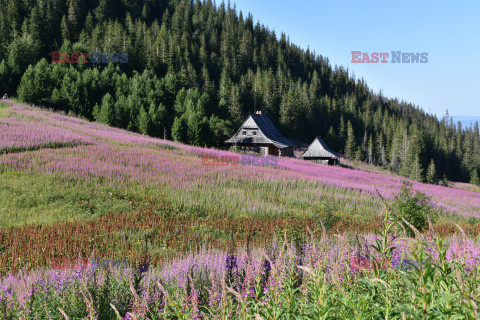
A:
[0, 166, 380, 228]
[0, 171, 149, 227]
[0, 101, 9, 118]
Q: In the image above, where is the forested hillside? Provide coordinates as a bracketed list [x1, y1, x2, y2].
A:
[0, 0, 479, 183]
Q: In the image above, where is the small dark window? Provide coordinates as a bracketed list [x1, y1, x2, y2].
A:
[253, 131, 257, 135]
[243, 131, 247, 135]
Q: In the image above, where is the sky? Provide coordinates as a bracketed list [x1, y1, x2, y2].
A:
[230, 0, 480, 117]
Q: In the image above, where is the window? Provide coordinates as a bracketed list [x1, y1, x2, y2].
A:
[243, 131, 247, 135]
[253, 131, 257, 136]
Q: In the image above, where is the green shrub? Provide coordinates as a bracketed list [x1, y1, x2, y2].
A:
[314, 201, 340, 233]
[391, 181, 435, 235]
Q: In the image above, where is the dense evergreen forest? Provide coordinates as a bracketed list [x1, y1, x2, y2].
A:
[0, 0, 479, 184]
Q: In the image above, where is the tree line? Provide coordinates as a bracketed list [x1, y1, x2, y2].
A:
[0, 0, 479, 184]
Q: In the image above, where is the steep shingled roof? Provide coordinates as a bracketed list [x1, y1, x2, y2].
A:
[225, 114, 295, 148]
[300, 137, 341, 158]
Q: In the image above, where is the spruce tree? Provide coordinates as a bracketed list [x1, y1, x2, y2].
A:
[150, 103, 168, 138]
[17, 65, 37, 103]
[410, 154, 425, 182]
[470, 169, 480, 186]
[138, 105, 153, 135]
[344, 120, 356, 159]
[171, 115, 189, 143]
[339, 115, 345, 138]
[51, 88, 66, 110]
[97, 93, 116, 126]
[0, 59, 10, 94]
[367, 135, 374, 164]
[61, 15, 70, 42]
[426, 159, 438, 184]
[228, 84, 243, 124]
[17, 59, 54, 105]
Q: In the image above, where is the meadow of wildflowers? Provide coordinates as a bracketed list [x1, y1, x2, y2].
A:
[1, 220, 480, 319]
[1, 101, 480, 318]
[1, 101, 479, 225]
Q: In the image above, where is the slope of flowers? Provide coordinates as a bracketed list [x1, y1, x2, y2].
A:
[3, 101, 480, 219]
[0, 116, 95, 154]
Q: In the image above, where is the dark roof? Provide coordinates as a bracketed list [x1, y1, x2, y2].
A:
[300, 137, 341, 158]
[225, 114, 296, 148]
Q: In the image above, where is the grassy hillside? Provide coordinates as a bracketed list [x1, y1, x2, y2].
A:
[1, 100, 480, 275]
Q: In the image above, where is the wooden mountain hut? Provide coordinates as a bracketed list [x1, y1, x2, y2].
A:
[225, 111, 295, 156]
[300, 137, 341, 165]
